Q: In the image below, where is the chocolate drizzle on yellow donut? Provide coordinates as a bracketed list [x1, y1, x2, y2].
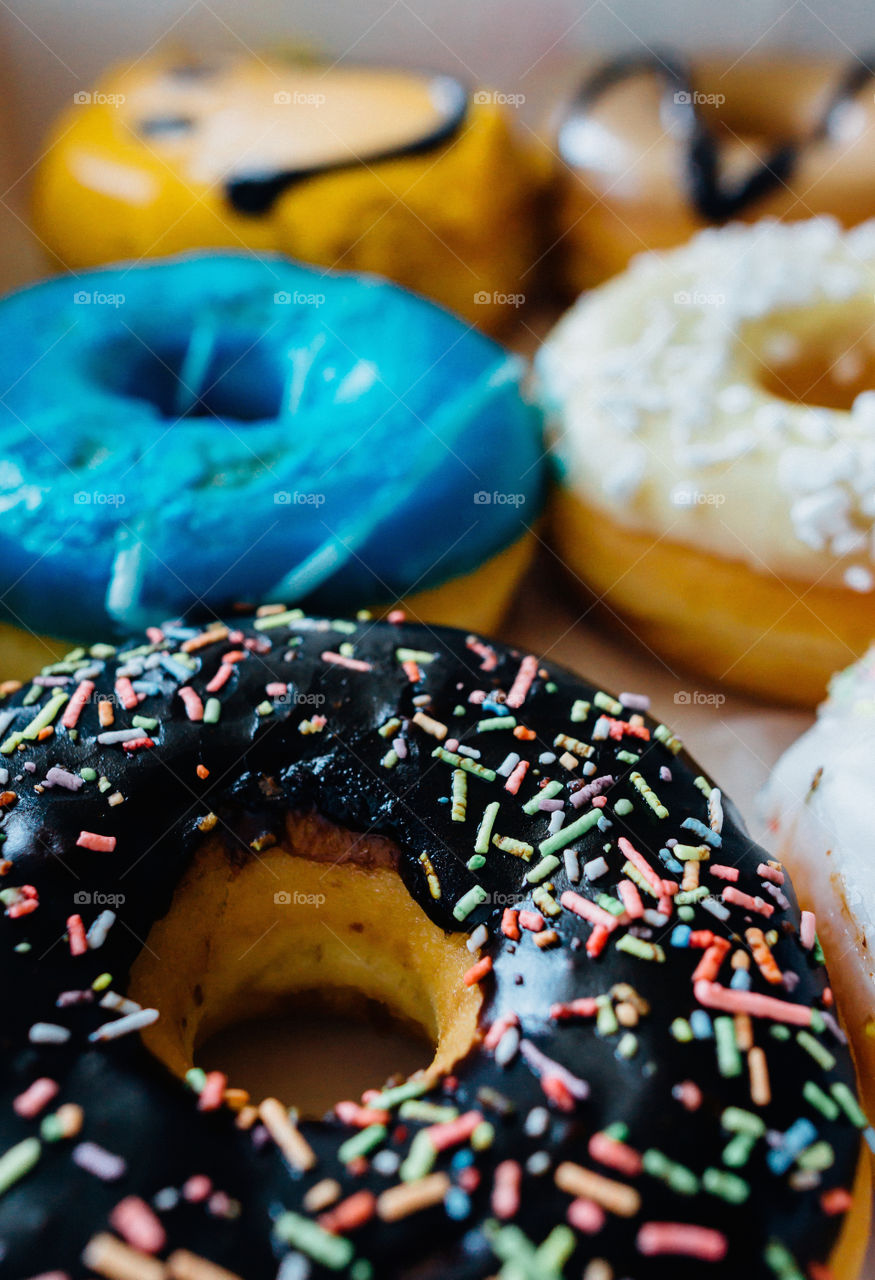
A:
[567, 50, 875, 222]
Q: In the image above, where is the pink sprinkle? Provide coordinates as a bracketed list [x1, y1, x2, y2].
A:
[468, 689, 487, 704]
[66, 914, 87, 957]
[445, 738, 459, 753]
[617, 880, 644, 919]
[588, 1131, 643, 1177]
[673, 1080, 703, 1112]
[709, 864, 739, 882]
[146, 626, 165, 644]
[61, 680, 94, 730]
[183, 1174, 212, 1203]
[506, 654, 538, 709]
[387, 610, 406, 624]
[801, 910, 817, 950]
[14, 1077, 58, 1118]
[466, 635, 498, 671]
[206, 663, 234, 694]
[76, 831, 116, 853]
[114, 677, 138, 711]
[335, 1101, 391, 1128]
[618, 836, 671, 898]
[321, 651, 372, 673]
[198, 1070, 228, 1112]
[492, 1160, 521, 1219]
[265, 683, 287, 698]
[619, 691, 650, 711]
[560, 890, 621, 933]
[722, 886, 774, 918]
[539, 797, 564, 812]
[178, 687, 204, 721]
[592, 795, 607, 808]
[121, 737, 154, 752]
[567, 1197, 607, 1234]
[660, 766, 672, 782]
[484, 1011, 519, 1052]
[637, 1222, 728, 1262]
[392, 737, 407, 759]
[519, 1038, 589, 1101]
[402, 660, 421, 683]
[110, 1196, 167, 1254]
[7, 898, 38, 918]
[519, 910, 544, 933]
[694, 980, 814, 1026]
[549, 997, 599, 1021]
[426, 1110, 482, 1151]
[504, 758, 529, 795]
[758, 862, 785, 885]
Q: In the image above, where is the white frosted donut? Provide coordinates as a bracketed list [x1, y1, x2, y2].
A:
[536, 215, 875, 705]
[761, 648, 875, 1115]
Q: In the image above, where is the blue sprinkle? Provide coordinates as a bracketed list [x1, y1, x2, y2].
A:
[482, 698, 512, 716]
[671, 925, 692, 948]
[690, 1010, 713, 1040]
[680, 817, 722, 847]
[444, 1188, 471, 1220]
[658, 848, 684, 875]
[767, 1118, 818, 1175]
[131, 680, 162, 696]
[450, 1149, 475, 1171]
[865, 1127, 875, 1154]
[159, 654, 194, 683]
[730, 969, 752, 991]
[597, 816, 613, 832]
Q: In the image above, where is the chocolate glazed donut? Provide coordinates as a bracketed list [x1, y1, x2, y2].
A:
[0, 612, 867, 1278]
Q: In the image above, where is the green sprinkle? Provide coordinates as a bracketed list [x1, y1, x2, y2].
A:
[532, 886, 561, 917]
[453, 705, 466, 717]
[399, 1101, 458, 1124]
[616, 750, 640, 765]
[477, 715, 517, 732]
[538, 807, 601, 857]
[526, 854, 560, 884]
[79, 768, 97, 782]
[614, 797, 634, 816]
[91, 972, 111, 992]
[523, 780, 562, 815]
[396, 648, 435, 664]
[770, 1024, 791, 1041]
[331, 620, 357, 635]
[722, 1107, 766, 1138]
[715, 1016, 742, 1078]
[673, 843, 710, 861]
[703, 1167, 749, 1204]
[474, 801, 500, 854]
[535, 1224, 576, 1271]
[797, 1030, 835, 1072]
[98, 776, 112, 793]
[89, 643, 116, 659]
[553, 733, 593, 759]
[654, 723, 683, 754]
[594, 691, 622, 715]
[570, 699, 590, 722]
[803, 1081, 840, 1121]
[642, 1148, 699, 1195]
[674, 887, 709, 906]
[0, 1137, 40, 1196]
[378, 717, 402, 739]
[796, 1141, 835, 1172]
[596, 997, 618, 1037]
[253, 609, 305, 632]
[400, 1129, 436, 1182]
[40, 1114, 65, 1142]
[467, 854, 486, 871]
[338, 1123, 386, 1164]
[185, 1067, 207, 1093]
[432, 747, 496, 782]
[366, 1079, 429, 1110]
[381, 749, 399, 769]
[272, 1212, 354, 1269]
[471, 1121, 495, 1150]
[694, 775, 713, 798]
[831, 1082, 868, 1129]
[678, 905, 695, 922]
[629, 771, 668, 819]
[596, 893, 626, 917]
[764, 1240, 804, 1280]
[616, 1032, 638, 1058]
[723, 1134, 756, 1168]
[451, 769, 468, 823]
[204, 698, 221, 724]
[616, 935, 665, 963]
[671, 1018, 693, 1043]
[255, 700, 274, 717]
[132, 715, 158, 731]
[453, 885, 487, 922]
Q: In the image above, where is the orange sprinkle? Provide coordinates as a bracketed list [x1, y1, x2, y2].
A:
[463, 956, 493, 987]
[196, 765, 210, 780]
[513, 725, 536, 741]
[98, 699, 114, 728]
[37, 727, 53, 741]
[501, 908, 520, 940]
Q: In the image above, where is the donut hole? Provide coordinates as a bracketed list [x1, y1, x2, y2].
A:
[752, 303, 875, 410]
[127, 816, 482, 1117]
[94, 331, 284, 422]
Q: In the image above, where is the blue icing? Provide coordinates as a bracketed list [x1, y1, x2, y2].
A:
[0, 253, 545, 639]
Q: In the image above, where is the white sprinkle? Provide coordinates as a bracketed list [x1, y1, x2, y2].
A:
[538, 752, 556, 765]
[845, 565, 874, 592]
[89, 1008, 159, 1042]
[583, 856, 609, 881]
[29, 1022, 70, 1044]
[467, 924, 489, 954]
[548, 810, 565, 835]
[495, 1026, 520, 1067]
[496, 752, 520, 778]
[564, 848, 581, 883]
[702, 896, 731, 923]
[99, 992, 142, 1015]
[96, 729, 143, 745]
[86, 910, 116, 950]
[44, 766, 84, 791]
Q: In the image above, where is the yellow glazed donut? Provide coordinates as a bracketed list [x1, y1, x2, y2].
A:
[33, 53, 539, 332]
[762, 645, 875, 1122]
[553, 52, 875, 291]
[536, 216, 875, 708]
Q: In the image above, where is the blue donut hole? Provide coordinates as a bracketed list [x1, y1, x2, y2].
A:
[94, 332, 284, 423]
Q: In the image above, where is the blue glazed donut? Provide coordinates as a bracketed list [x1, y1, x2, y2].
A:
[0, 254, 544, 658]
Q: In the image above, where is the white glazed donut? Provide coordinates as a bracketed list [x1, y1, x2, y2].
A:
[762, 647, 875, 1117]
[536, 215, 875, 706]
